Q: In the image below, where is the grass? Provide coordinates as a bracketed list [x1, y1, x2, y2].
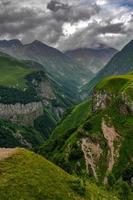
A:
[0, 55, 35, 89]
[52, 100, 91, 138]
[0, 148, 118, 200]
[95, 74, 133, 93]
[39, 100, 91, 169]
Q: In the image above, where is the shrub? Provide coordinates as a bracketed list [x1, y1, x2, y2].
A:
[69, 179, 86, 196]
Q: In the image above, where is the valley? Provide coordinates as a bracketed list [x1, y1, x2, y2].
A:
[0, 39, 132, 200]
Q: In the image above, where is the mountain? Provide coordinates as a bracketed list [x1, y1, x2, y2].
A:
[40, 73, 133, 198]
[0, 39, 22, 48]
[0, 39, 93, 101]
[0, 52, 74, 139]
[81, 40, 133, 96]
[65, 47, 117, 76]
[0, 148, 118, 200]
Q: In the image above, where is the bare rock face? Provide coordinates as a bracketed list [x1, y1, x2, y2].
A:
[0, 102, 43, 125]
[121, 90, 133, 113]
[32, 78, 56, 100]
[81, 137, 102, 181]
[102, 119, 121, 184]
[92, 90, 112, 112]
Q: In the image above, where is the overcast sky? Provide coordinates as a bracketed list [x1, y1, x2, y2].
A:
[0, 0, 133, 51]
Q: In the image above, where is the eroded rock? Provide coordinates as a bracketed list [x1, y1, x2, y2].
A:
[102, 119, 121, 184]
[81, 137, 102, 181]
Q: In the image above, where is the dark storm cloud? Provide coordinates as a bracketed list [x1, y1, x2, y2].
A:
[47, 0, 100, 23]
[47, 0, 68, 12]
[97, 23, 125, 34]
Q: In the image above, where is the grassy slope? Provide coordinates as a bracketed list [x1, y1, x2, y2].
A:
[0, 148, 118, 200]
[40, 100, 90, 150]
[95, 74, 133, 93]
[0, 54, 35, 89]
[40, 74, 133, 196]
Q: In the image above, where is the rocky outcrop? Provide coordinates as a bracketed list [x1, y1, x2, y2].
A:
[32, 78, 56, 100]
[93, 85, 133, 114]
[102, 119, 121, 184]
[92, 90, 112, 112]
[121, 83, 133, 113]
[0, 148, 16, 160]
[0, 102, 43, 125]
[81, 137, 102, 181]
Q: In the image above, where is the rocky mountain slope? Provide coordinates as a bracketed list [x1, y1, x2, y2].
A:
[65, 46, 117, 76]
[0, 148, 118, 200]
[81, 40, 133, 97]
[40, 73, 133, 199]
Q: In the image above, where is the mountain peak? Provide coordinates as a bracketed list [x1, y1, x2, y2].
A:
[0, 39, 22, 48]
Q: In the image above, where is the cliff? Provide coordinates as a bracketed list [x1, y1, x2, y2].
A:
[0, 102, 43, 125]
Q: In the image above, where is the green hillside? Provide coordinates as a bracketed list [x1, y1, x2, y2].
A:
[40, 100, 91, 164]
[96, 73, 133, 92]
[0, 53, 35, 89]
[0, 148, 118, 200]
[40, 73, 133, 199]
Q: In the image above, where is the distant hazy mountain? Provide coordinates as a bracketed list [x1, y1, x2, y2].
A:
[65, 46, 117, 74]
[81, 40, 133, 97]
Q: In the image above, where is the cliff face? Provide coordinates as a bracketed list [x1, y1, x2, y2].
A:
[0, 102, 43, 125]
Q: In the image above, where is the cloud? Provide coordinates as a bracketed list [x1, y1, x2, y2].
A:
[47, 0, 68, 12]
[0, 0, 132, 50]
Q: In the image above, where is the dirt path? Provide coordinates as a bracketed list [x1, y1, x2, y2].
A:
[0, 148, 16, 160]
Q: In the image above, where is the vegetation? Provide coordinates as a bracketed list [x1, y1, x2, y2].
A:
[40, 100, 91, 172]
[0, 148, 118, 200]
[40, 73, 133, 199]
[0, 119, 44, 148]
[34, 109, 57, 139]
[0, 53, 35, 89]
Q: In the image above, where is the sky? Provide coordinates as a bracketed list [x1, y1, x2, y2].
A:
[0, 0, 133, 51]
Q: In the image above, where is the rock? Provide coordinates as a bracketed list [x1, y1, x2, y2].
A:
[92, 90, 112, 112]
[0, 102, 43, 125]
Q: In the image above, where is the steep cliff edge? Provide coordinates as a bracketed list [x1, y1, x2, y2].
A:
[0, 102, 43, 125]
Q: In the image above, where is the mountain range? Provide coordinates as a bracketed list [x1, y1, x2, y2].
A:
[0, 39, 133, 200]
[0, 39, 117, 96]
